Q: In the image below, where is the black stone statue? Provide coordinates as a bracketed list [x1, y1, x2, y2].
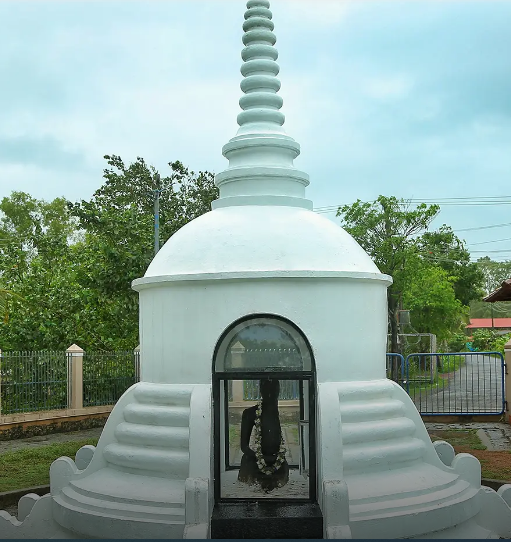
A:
[238, 378, 289, 491]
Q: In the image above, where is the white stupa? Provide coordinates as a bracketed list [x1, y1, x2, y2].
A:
[1, 0, 510, 538]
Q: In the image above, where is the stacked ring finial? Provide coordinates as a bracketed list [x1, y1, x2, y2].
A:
[214, 0, 311, 210]
[237, 0, 285, 129]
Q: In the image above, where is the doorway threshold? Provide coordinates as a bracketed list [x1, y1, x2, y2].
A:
[211, 501, 323, 539]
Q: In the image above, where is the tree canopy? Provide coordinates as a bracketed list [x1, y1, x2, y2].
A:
[337, 195, 481, 365]
[476, 257, 511, 295]
[469, 257, 511, 318]
[0, 156, 218, 351]
[417, 225, 484, 306]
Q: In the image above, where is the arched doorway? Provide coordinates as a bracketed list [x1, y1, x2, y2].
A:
[212, 315, 317, 505]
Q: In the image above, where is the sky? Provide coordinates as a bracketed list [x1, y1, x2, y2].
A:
[1, 0, 510, 261]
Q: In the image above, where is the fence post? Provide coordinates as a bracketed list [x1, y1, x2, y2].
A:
[134, 345, 141, 382]
[230, 342, 245, 402]
[67, 344, 84, 410]
[232, 381, 244, 402]
[505, 339, 511, 425]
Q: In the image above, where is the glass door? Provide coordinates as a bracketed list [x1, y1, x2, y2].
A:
[212, 315, 317, 503]
[214, 373, 316, 502]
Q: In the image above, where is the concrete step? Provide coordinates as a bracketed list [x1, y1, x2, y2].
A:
[342, 437, 426, 471]
[342, 417, 416, 444]
[123, 403, 190, 427]
[115, 422, 189, 448]
[133, 383, 193, 406]
[104, 443, 189, 477]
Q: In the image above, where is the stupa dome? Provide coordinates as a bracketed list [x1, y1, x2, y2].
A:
[143, 205, 383, 281]
[141, 0, 386, 286]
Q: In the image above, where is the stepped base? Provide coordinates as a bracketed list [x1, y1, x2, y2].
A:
[324, 379, 511, 539]
[52, 468, 186, 539]
[211, 502, 323, 539]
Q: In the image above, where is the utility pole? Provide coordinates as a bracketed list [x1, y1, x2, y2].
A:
[154, 173, 161, 256]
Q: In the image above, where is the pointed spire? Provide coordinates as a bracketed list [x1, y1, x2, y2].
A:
[237, 0, 284, 136]
[213, 0, 312, 211]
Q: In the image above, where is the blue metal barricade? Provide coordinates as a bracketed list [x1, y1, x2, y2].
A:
[386, 353, 408, 391]
[404, 351, 505, 415]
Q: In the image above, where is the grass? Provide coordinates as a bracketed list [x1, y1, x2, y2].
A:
[229, 425, 240, 448]
[429, 428, 486, 450]
[287, 425, 299, 443]
[403, 355, 465, 394]
[406, 376, 448, 395]
[429, 428, 511, 481]
[0, 439, 98, 493]
[438, 355, 465, 374]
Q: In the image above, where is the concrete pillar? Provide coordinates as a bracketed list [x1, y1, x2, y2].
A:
[230, 341, 245, 369]
[230, 342, 246, 402]
[67, 344, 84, 410]
[232, 381, 244, 402]
[505, 339, 511, 425]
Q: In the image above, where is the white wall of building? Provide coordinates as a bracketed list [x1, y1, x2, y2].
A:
[136, 276, 389, 385]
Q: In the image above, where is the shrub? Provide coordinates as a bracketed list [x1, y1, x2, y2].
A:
[447, 333, 468, 353]
[471, 329, 499, 351]
[491, 333, 511, 355]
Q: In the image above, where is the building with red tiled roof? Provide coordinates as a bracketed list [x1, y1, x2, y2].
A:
[466, 317, 511, 330]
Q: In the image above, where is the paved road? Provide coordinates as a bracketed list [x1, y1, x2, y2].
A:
[409, 353, 504, 414]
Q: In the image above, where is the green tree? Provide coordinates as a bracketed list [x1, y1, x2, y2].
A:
[476, 257, 511, 294]
[67, 156, 219, 349]
[0, 289, 21, 323]
[337, 196, 440, 368]
[469, 298, 511, 318]
[0, 192, 75, 283]
[0, 192, 78, 350]
[70, 155, 218, 243]
[402, 264, 468, 343]
[0, 157, 219, 351]
[417, 225, 484, 306]
[469, 258, 511, 319]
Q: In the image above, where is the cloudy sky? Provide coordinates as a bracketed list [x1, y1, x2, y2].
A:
[1, 0, 510, 260]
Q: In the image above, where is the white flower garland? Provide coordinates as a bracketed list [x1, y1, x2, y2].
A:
[254, 402, 287, 476]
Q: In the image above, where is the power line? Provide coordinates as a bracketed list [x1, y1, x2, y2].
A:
[470, 249, 511, 253]
[315, 202, 511, 213]
[468, 237, 511, 246]
[413, 195, 511, 201]
[315, 202, 511, 234]
[421, 255, 464, 264]
[456, 222, 511, 232]
[314, 196, 511, 214]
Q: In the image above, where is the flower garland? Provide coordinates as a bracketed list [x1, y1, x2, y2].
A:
[254, 402, 287, 476]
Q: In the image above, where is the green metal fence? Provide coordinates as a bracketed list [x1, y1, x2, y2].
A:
[243, 379, 300, 400]
[0, 349, 139, 415]
[0, 350, 68, 414]
[82, 351, 138, 407]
